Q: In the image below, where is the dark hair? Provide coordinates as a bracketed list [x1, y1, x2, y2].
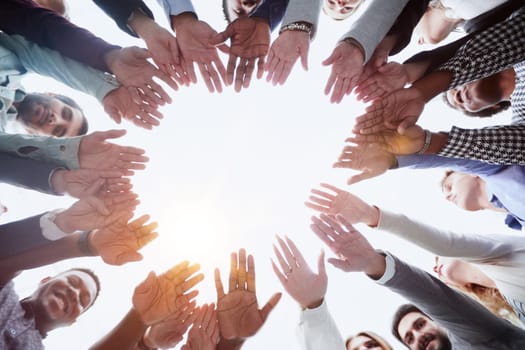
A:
[391, 304, 428, 345]
[345, 331, 393, 350]
[63, 268, 101, 308]
[53, 94, 88, 135]
[441, 92, 511, 118]
[222, 0, 231, 22]
[439, 169, 455, 191]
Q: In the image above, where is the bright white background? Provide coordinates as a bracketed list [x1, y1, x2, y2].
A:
[0, 1, 517, 349]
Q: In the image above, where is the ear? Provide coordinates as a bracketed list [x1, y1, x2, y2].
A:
[40, 276, 51, 285]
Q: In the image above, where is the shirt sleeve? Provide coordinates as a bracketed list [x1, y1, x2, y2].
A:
[296, 300, 346, 350]
[438, 124, 525, 165]
[437, 8, 525, 90]
[339, 0, 410, 63]
[0, 33, 119, 103]
[0, 132, 81, 169]
[376, 209, 518, 262]
[0, 213, 50, 258]
[0, 152, 59, 194]
[0, 0, 121, 72]
[155, 0, 196, 22]
[93, 0, 154, 37]
[395, 154, 504, 176]
[377, 252, 519, 345]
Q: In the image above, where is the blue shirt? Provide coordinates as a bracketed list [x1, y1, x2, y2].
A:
[397, 154, 525, 230]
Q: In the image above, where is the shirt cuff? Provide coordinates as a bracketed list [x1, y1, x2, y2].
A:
[39, 209, 69, 240]
[48, 167, 66, 195]
[374, 251, 396, 285]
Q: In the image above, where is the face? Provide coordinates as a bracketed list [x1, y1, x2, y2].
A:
[445, 70, 512, 113]
[323, 0, 364, 20]
[35, 270, 98, 326]
[441, 172, 483, 211]
[347, 335, 384, 350]
[16, 94, 84, 137]
[398, 312, 451, 350]
[433, 256, 477, 288]
[226, 0, 262, 20]
[34, 0, 67, 16]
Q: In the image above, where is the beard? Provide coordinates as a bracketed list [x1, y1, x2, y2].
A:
[434, 331, 452, 350]
[16, 93, 52, 126]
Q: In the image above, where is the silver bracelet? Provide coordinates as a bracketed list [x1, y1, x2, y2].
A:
[416, 129, 432, 154]
[279, 22, 313, 37]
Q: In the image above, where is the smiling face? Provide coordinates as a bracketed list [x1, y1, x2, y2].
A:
[34, 270, 98, 327]
[397, 312, 451, 350]
[441, 172, 484, 211]
[347, 335, 384, 350]
[224, 0, 262, 21]
[323, 0, 364, 20]
[16, 93, 85, 137]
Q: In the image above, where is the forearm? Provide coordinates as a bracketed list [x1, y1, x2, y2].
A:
[0, 152, 59, 195]
[0, 132, 81, 169]
[395, 153, 502, 175]
[340, 0, 409, 63]
[89, 308, 148, 350]
[93, 0, 154, 37]
[411, 70, 453, 102]
[251, 0, 287, 32]
[0, 33, 119, 103]
[217, 338, 245, 350]
[156, 0, 196, 25]
[1, 0, 120, 72]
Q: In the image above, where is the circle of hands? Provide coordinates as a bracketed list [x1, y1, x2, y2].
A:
[51, 9, 450, 349]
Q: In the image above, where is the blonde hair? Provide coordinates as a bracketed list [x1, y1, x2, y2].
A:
[456, 283, 522, 327]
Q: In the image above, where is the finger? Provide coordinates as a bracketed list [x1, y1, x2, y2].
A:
[84, 178, 105, 196]
[178, 273, 205, 295]
[319, 214, 348, 236]
[308, 195, 331, 208]
[226, 54, 237, 86]
[117, 251, 143, 264]
[347, 171, 374, 185]
[246, 252, 255, 292]
[137, 232, 158, 248]
[184, 59, 197, 84]
[270, 259, 287, 286]
[260, 292, 282, 322]
[330, 78, 345, 104]
[317, 250, 327, 276]
[214, 268, 225, 299]
[277, 61, 293, 85]
[94, 129, 126, 141]
[327, 258, 351, 271]
[284, 236, 306, 268]
[129, 214, 150, 229]
[310, 216, 336, 245]
[86, 196, 110, 215]
[271, 61, 285, 86]
[234, 58, 247, 92]
[256, 57, 265, 80]
[243, 58, 255, 88]
[319, 183, 343, 194]
[276, 235, 296, 268]
[238, 248, 247, 289]
[324, 72, 336, 96]
[300, 49, 308, 71]
[304, 201, 329, 213]
[272, 242, 291, 274]
[229, 251, 238, 292]
[208, 61, 224, 93]
[210, 29, 233, 46]
[164, 261, 190, 281]
[197, 63, 215, 93]
[310, 188, 335, 201]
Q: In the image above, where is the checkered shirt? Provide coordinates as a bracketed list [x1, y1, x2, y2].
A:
[438, 7, 525, 90]
[439, 61, 525, 164]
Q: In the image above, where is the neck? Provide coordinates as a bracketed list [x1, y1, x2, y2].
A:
[500, 68, 516, 99]
[21, 297, 52, 337]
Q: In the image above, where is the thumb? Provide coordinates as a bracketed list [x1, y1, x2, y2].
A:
[87, 196, 110, 215]
[132, 47, 152, 59]
[94, 129, 126, 142]
[84, 178, 105, 196]
[347, 170, 375, 185]
[118, 251, 143, 265]
[216, 43, 230, 54]
[327, 258, 350, 271]
[209, 27, 233, 46]
[322, 51, 337, 66]
[300, 47, 309, 71]
[317, 250, 326, 276]
[260, 292, 282, 322]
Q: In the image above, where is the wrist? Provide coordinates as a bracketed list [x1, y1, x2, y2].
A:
[170, 12, 197, 31]
[50, 169, 67, 195]
[303, 297, 324, 310]
[416, 129, 432, 154]
[77, 230, 97, 256]
[366, 206, 380, 228]
[425, 132, 449, 154]
[54, 210, 76, 234]
[279, 21, 313, 39]
[364, 252, 386, 280]
[128, 9, 155, 38]
[103, 48, 119, 75]
[341, 38, 365, 64]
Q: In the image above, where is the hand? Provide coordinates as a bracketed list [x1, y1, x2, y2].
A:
[353, 87, 425, 134]
[265, 30, 309, 86]
[181, 304, 220, 350]
[79, 129, 148, 173]
[355, 34, 393, 88]
[211, 17, 270, 92]
[54, 192, 138, 233]
[323, 40, 365, 104]
[310, 214, 385, 276]
[103, 86, 164, 130]
[133, 261, 203, 325]
[104, 47, 173, 105]
[305, 184, 379, 226]
[333, 142, 396, 184]
[215, 249, 281, 339]
[271, 235, 326, 309]
[348, 125, 426, 155]
[51, 168, 131, 198]
[90, 214, 158, 265]
[144, 301, 198, 349]
[355, 62, 409, 102]
[172, 14, 227, 93]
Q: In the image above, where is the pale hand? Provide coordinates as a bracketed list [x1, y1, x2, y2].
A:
[52, 168, 130, 198]
[103, 86, 163, 130]
[173, 15, 227, 93]
[181, 304, 220, 350]
[215, 249, 281, 339]
[90, 214, 158, 265]
[354, 87, 425, 134]
[265, 30, 309, 86]
[133, 261, 203, 325]
[333, 142, 396, 184]
[356, 62, 409, 102]
[78, 129, 148, 173]
[211, 17, 270, 92]
[271, 235, 326, 309]
[323, 40, 364, 103]
[310, 214, 383, 275]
